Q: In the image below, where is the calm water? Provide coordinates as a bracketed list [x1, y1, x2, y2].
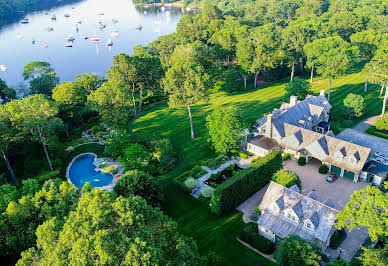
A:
[0, 0, 188, 87]
[69, 154, 113, 187]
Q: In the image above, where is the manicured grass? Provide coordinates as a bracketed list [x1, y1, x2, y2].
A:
[366, 125, 388, 140]
[161, 185, 275, 266]
[129, 65, 383, 178]
[69, 143, 105, 159]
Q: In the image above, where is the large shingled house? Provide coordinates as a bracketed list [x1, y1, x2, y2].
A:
[247, 91, 375, 183]
[257, 182, 339, 251]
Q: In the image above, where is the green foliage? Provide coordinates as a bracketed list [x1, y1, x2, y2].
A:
[104, 130, 132, 158]
[100, 164, 118, 174]
[0, 184, 18, 212]
[298, 157, 307, 166]
[211, 151, 282, 215]
[329, 229, 347, 249]
[255, 206, 261, 215]
[74, 73, 105, 93]
[200, 186, 215, 199]
[238, 223, 275, 255]
[284, 78, 312, 101]
[152, 138, 176, 172]
[23, 61, 59, 96]
[119, 143, 150, 171]
[366, 125, 388, 140]
[375, 114, 388, 132]
[201, 156, 229, 170]
[319, 164, 329, 174]
[17, 189, 202, 265]
[0, 179, 78, 258]
[328, 258, 350, 266]
[184, 178, 198, 190]
[336, 185, 387, 241]
[275, 234, 321, 266]
[187, 165, 208, 179]
[282, 153, 291, 161]
[231, 149, 249, 159]
[343, 93, 365, 119]
[358, 245, 388, 266]
[113, 170, 162, 207]
[52, 81, 87, 106]
[206, 106, 243, 155]
[272, 169, 302, 190]
[0, 78, 16, 99]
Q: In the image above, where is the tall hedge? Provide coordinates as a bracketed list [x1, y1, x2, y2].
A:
[211, 151, 282, 215]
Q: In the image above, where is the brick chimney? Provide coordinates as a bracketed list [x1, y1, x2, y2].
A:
[290, 96, 297, 107]
[266, 114, 273, 139]
[320, 90, 325, 97]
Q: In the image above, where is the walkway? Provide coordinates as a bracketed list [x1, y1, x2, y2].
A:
[352, 115, 379, 133]
[236, 184, 269, 223]
[191, 159, 238, 198]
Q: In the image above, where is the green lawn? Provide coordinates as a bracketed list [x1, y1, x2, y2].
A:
[162, 185, 275, 266]
[128, 65, 385, 265]
[366, 125, 388, 140]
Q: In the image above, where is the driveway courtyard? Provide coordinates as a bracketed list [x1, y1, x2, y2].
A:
[283, 158, 367, 210]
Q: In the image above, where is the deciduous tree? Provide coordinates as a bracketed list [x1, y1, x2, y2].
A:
[284, 78, 312, 101]
[23, 61, 59, 96]
[343, 93, 365, 119]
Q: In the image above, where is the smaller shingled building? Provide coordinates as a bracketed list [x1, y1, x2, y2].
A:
[257, 182, 339, 251]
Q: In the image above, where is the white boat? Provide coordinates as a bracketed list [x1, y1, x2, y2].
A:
[65, 41, 73, 47]
[106, 38, 113, 47]
[90, 37, 100, 42]
[16, 33, 23, 39]
[42, 43, 48, 48]
[112, 19, 119, 23]
[0, 65, 7, 72]
[110, 31, 120, 37]
[161, 6, 165, 12]
[136, 24, 143, 30]
[67, 34, 75, 42]
[97, 22, 106, 30]
[51, 14, 56, 20]
[45, 27, 54, 32]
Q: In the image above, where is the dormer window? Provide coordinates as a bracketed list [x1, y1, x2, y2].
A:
[306, 222, 312, 229]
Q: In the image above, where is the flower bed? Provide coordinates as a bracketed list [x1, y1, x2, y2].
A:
[205, 163, 242, 188]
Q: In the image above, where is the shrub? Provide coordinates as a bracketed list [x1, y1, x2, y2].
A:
[329, 229, 347, 249]
[198, 193, 210, 205]
[298, 157, 306, 166]
[238, 223, 275, 255]
[343, 93, 365, 119]
[375, 114, 388, 132]
[328, 258, 350, 266]
[211, 151, 282, 215]
[188, 165, 208, 179]
[225, 163, 235, 171]
[231, 149, 248, 159]
[272, 169, 302, 190]
[282, 153, 291, 161]
[152, 138, 176, 172]
[210, 171, 221, 181]
[101, 164, 118, 174]
[184, 178, 197, 190]
[202, 156, 229, 170]
[255, 206, 261, 215]
[319, 164, 329, 174]
[201, 186, 215, 199]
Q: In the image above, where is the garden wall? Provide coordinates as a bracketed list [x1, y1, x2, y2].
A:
[211, 151, 282, 215]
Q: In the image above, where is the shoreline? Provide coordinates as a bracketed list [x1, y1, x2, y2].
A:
[141, 2, 199, 8]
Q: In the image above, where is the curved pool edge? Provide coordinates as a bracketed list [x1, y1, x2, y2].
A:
[66, 152, 119, 191]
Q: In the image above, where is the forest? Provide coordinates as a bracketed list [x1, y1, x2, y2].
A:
[0, 0, 387, 265]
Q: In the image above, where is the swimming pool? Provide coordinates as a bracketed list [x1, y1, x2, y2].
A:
[68, 153, 113, 188]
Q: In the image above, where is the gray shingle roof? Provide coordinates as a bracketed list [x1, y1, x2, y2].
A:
[289, 185, 301, 193]
[306, 191, 318, 200]
[276, 196, 285, 209]
[258, 182, 339, 242]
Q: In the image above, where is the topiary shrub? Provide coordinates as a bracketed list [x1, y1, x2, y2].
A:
[184, 178, 197, 190]
[329, 229, 347, 249]
[319, 164, 329, 174]
[272, 169, 302, 190]
[200, 186, 215, 199]
[282, 153, 291, 161]
[211, 151, 282, 215]
[238, 223, 275, 255]
[255, 206, 261, 215]
[298, 157, 306, 166]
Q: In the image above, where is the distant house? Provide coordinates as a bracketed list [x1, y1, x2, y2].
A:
[248, 92, 374, 183]
[257, 182, 339, 251]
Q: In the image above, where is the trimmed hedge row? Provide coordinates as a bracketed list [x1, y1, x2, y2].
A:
[211, 151, 282, 215]
[238, 223, 275, 255]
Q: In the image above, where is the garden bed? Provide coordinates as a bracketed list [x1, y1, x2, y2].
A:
[366, 126, 388, 140]
[205, 163, 242, 188]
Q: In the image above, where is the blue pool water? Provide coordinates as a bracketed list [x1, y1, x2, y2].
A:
[69, 154, 113, 188]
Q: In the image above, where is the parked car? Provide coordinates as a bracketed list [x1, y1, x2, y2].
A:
[326, 173, 338, 183]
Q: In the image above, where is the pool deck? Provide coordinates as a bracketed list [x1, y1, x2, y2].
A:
[66, 152, 124, 191]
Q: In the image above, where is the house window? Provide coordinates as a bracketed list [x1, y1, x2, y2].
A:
[287, 213, 295, 221]
[306, 222, 312, 230]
